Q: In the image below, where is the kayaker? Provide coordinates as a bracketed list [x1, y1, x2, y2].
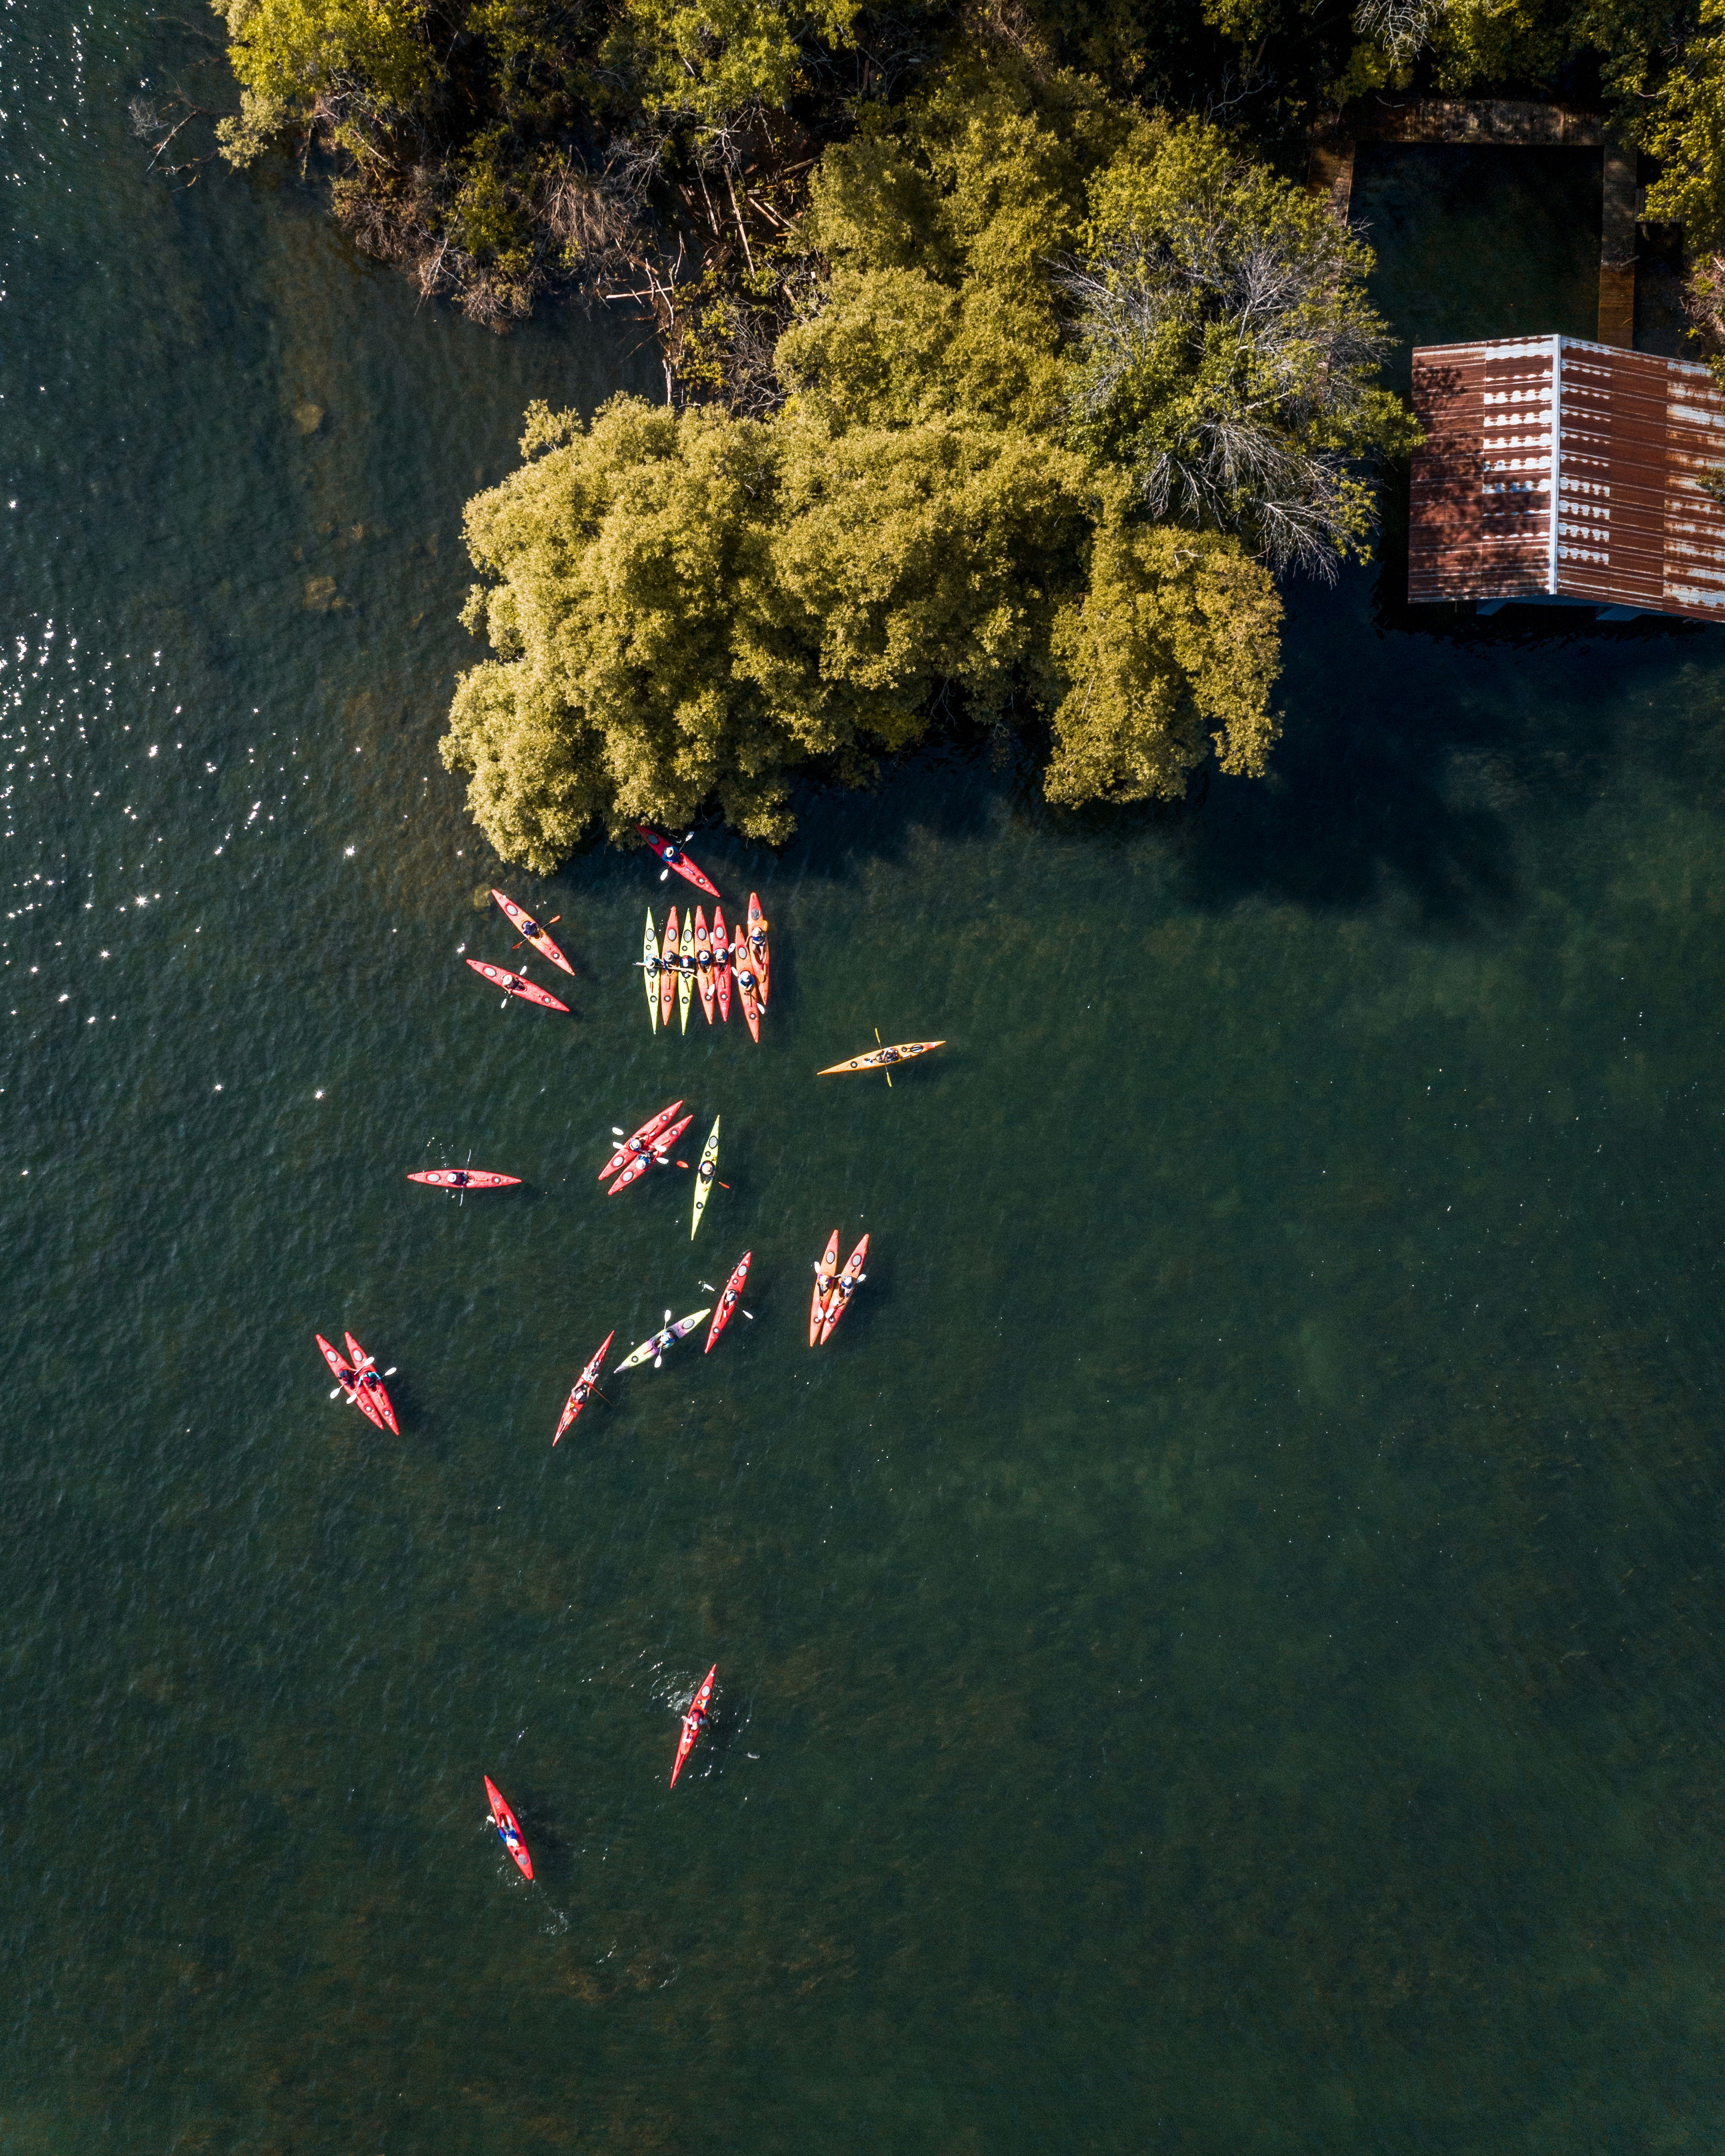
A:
[698, 1156, 715, 1187]
[661, 840, 683, 865]
[451, 1170, 471, 1187]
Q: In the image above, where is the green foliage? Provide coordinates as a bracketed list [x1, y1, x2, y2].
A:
[1645, 0, 1725, 251]
[214, 0, 432, 166]
[442, 66, 1319, 866]
[602, 0, 861, 125]
[1063, 116, 1417, 574]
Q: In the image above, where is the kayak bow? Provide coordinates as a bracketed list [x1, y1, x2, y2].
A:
[638, 824, 720, 899]
[484, 1774, 534, 1880]
[491, 889, 574, 976]
[706, 1251, 751, 1352]
[466, 959, 570, 1013]
[818, 1040, 944, 1076]
[554, 1329, 616, 1444]
[670, 1665, 717, 1787]
[690, 1114, 720, 1240]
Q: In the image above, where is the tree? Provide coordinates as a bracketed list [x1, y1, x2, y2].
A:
[1060, 117, 1416, 577]
[441, 69, 1315, 865]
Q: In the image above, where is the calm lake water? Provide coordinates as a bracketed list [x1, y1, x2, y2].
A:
[5, 17, 1725, 2149]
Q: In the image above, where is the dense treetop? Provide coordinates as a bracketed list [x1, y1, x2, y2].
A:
[200, 0, 1725, 863]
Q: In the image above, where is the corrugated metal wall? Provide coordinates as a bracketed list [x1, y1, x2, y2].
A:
[1408, 335, 1725, 619]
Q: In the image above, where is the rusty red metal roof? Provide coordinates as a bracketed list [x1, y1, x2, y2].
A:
[1408, 335, 1725, 620]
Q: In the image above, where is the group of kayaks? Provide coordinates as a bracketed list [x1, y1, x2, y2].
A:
[481, 1651, 716, 1878]
[640, 891, 768, 1041]
[321, 822, 945, 1878]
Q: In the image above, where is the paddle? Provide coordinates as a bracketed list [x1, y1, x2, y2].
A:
[875, 1027, 892, 1087]
[698, 1281, 754, 1319]
[654, 1308, 672, 1368]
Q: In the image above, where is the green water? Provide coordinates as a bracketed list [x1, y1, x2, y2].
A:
[5, 20, 1725, 2147]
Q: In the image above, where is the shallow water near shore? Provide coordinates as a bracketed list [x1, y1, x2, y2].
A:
[6, 21, 1725, 2150]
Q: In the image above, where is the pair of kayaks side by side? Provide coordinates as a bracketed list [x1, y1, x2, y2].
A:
[600, 1100, 684, 1183]
[315, 1331, 400, 1433]
[608, 1114, 693, 1195]
[808, 1233, 869, 1345]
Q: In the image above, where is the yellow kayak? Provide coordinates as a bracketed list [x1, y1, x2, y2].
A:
[642, 909, 659, 1032]
[817, 1041, 945, 1075]
[678, 910, 694, 1035]
[691, 1114, 720, 1240]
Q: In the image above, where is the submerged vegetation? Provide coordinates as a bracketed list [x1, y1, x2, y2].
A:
[201, 0, 1725, 860]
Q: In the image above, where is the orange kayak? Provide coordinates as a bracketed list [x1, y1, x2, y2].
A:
[659, 905, 678, 1030]
[818, 1041, 944, 1075]
[731, 929, 761, 1043]
[748, 892, 769, 1008]
[809, 1229, 839, 1345]
[694, 908, 717, 1023]
[490, 889, 574, 976]
[712, 905, 731, 1022]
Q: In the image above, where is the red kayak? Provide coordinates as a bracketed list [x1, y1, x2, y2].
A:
[638, 824, 720, 899]
[316, 1332, 384, 1428]
[705, 1252, 751, 1353]
[599, 1100, 684, 1183]
[608, 1114, 693, 1194]
[491, 889, 574, 976]
[406, 1169, 522, 1190]
[670, 1665, 717, 1787]
[731, 929, 761, 1043]
[484, 1774, 534, 1879]
[818, 1235, 869, 1345]
[711, 904, 732, 1023]
[554, 1329, 615, 1444]
[465, 959, 569, 1013]
[343, 1330, 400, 1433]
[747, 892, 770, 1009]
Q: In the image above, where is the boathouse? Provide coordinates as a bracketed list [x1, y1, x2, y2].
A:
[1408, 335, 1725, 621]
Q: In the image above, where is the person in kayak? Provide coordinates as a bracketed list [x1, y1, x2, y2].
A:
[735, 956, 758, 997]
[697, 1155, 716, 1191]
[682, 1697, 708, 1742]
[661, 840, 684, 865]
[878, 1046, 900, 1064]
[450, 1170, 471, 1187]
